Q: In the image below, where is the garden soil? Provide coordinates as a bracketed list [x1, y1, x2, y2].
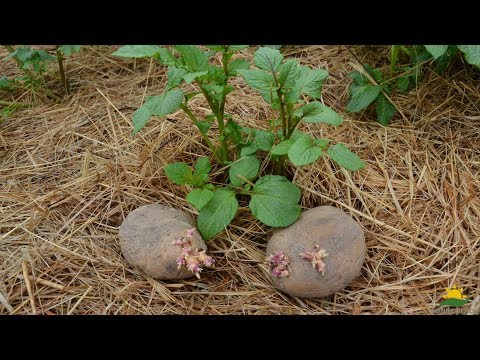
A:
[1, 45, 479, 314]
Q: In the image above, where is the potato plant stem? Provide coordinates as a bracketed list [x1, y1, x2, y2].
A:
[215, 48, 233, 162]
[270, 69, 287, 139]
[288, 117, 302, 137]
[276, 155, 287, 176]
[56, 47, 70, 94]
[219, 49, 229, 117]
[390, 45, 400, 78]
[179, 103, 223, 164]
[277, 90, 287, 138]
[198, 86, 229, 161]
[269, 69, 290, 174]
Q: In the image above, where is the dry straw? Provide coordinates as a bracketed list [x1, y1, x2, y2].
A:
[0, 45, 479, 314]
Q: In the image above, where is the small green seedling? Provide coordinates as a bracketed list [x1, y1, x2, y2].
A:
[1, 45, 81, 97]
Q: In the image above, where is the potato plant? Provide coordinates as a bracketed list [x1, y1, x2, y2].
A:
[1, 45, 81, 96]
[114, 45, 365, 240]
[347, 45, 480, 126]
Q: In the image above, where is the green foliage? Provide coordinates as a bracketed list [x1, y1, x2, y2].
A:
[112, 45, 163, 58]
[347, 68, 399, 126]
[297, 68, 329, 99]
[348, 44, 480, 127]
[1, 45, 82, 96]
[167, 68, 187, 90]
[197, 188, 238, 240]
[0, 76, 11, 90]
[347, 64, 398, 126]
[424, 45, 449, 59]
[241, 128, 275, 154]
[164, 157, 211, 188]
[227, 58, 250, 76]
[278, 59, 300, 90]
[5, 47, 55, 72]
[294, 101, 343, 126]
[423, 45, 480, 70]
[229, 155, 260, 186]
[119, 45, 364, 240]
[287, 136, 323, 166]
[0, 107, 17, 122]
[132, 89, 183, 133]
[164, 162, 193, 185]
[327, 143, 365, 171]
[270, 139, 295, 155]
[249, 175, 301, 227]
[192, 157, 211, 186]
[194, 157, 211, 176]
[174, 45, 209, 73]
[236, 69, 277, 106]
[422, 44, 480, 68]
[285, 67, 328, 102]
[347, 84, 382, 112]
[375, 93, 396, 126]
[457, 45, 480, 67]
[186, 188, 214, 211]
[435, 47, 458, 73]
[396, 77, 409, 92]
[58, 45, 82, 57]
[239, 129, 274, 157]
[254, 47, 283, 72]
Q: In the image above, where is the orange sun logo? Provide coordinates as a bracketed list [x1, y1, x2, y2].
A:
[440, 284, 469, 307]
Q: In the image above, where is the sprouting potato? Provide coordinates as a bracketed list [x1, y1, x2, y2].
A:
[266, 206, 365, 298]
[119, 204, 207, 280]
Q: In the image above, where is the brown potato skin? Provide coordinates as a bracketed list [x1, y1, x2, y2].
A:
[119, 204, 206, 279]
[266, 206, 365, 298]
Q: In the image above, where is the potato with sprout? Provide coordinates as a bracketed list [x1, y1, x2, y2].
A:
[266, 206, 365, 298]
[119, 204, 214, 280]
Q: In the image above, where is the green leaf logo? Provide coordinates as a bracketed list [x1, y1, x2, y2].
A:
[439, 298, 469, 307]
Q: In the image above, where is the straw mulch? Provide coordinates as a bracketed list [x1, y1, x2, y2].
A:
[1, 45, 479, 315]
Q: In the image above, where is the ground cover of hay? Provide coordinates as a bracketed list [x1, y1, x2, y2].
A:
[1, 45, 479, 315]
